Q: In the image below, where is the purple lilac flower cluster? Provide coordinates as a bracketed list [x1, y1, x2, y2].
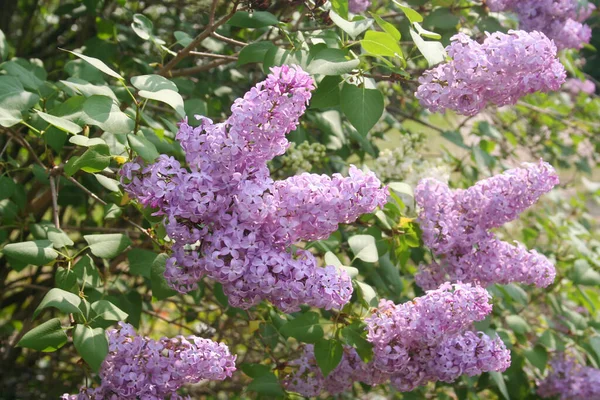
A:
[415, 30, 566, 116]
[121, 65, 388, 312]
[283, 283, 511, 396]
[563, 78, 596, 95]
[414, 160, 559, 290]
[61, 322, 236, 400]
[537, 354, 600, 399]
[349, 0, 370, 13]
[487, 0, 595, 50]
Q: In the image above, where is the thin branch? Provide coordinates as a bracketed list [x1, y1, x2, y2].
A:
[387, 107, 444, 133]
[168, 57, 236, 77]
[159, 2, 241, 76]
[210, 32, 247, 47]
[189, 51, 238, 60]
[49, 176, 60, 228]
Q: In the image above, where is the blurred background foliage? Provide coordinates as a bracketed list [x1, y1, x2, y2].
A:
[0, 0, 599, 399]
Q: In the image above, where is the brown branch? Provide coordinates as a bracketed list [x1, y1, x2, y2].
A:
[159, 2, 241, 76]
[189, 51, 238, 61]
[210, 32, 247, 47]
[168, 57, 236, 77]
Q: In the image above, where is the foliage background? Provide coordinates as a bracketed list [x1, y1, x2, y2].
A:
[0, 0, 599, 399]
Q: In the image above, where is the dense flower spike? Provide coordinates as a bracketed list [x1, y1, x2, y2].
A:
[488, 0, 595, 50]
[415, 30, 566, 116]
[414, 160, 559, 289]
[349, 0, 370, 13]
[283, 284, 510, 396]
[538, 354, 600, 399]
[121, 65, 388, 312]
[61, 322, 236, 400]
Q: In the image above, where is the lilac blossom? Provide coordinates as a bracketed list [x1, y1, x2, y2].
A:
[414, 160, 559, 289]
[564, 78, 596, 95]
[488, 0, 595, 50]
[415, 30, 566, 116]
[121, 65, 388, 312]
[283, 283, 510, 396]
[538, 354, 600, 399]
[61, 322, 236, 400]
[349, 0, 370, 13]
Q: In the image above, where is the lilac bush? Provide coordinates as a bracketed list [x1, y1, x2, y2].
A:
[61, 322, 236, 399]
[284, 284, 510, 396]
[537, 354, 600, 399]
[121, 65, 388, 312]
[349, 0, 370, 13]
[414, 160, 559, 289]
[488, 0, 595, 50]
[415, 30, 566, 116]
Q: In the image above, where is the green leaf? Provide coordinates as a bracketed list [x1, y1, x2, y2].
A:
[524, 345, 548, 372]
[238, 41, 276, 66]
[91, 300, 128, 322]
[490, 371, 510, 400]
[355, 280, 378, 307]
[349, 235, 379, 262]
[228, 11, 279, 28]
[329, 11, 373, 39]
[73, 325, 108, 372]
[127, 133, 159, 162]
[63, 49, 123, 80]
[174, 31, 193, 47]
[361, 31, 403, 57]
[241, 363, 272, 378]
[505, 315, 530, 335]
[370, 13, 401, 41]
[331, 0, 349, 18]
[151, 253, 177, 300]
[60, 78, 118, 100]
[340, 83, 384, 135]
[441, 130, 469, 149]
[84, 234, 132, 259]
[311, 76, 342, 109]
[393, 1, 423, 23]
[34, 288, 82, 318]
[131, 74, 178, 92]
[247, 372, 285, 397]
[388, 181, 413, 208]
[0, 176, 15, 200]
[131, 14, 162, 43]
[103, 203, 122, 220]
[0, 29, 8, 61]
[94, 174, 120, 192]
[35, 110, 82, 134]
[409, 29, 446, 67]
[55, 267, 77, 291]
[0, 76, 40, 127]
[280, 311, 324, 344]
[30, 223, 74, 248]
[17, 318, 68, 352]
[1, 60, 44, 90]
[64, 144, 111, 176]
[138, 89, 185, 118]
[314, 338, 343, 377]
[414, 22, 441, 40]
[308, 48, 360, 76]
[83, 95, 134, 134]
[128, 248, 157, 278]
[2, 240, 58, 266]
[74, 254, 103, 287]
[572, 259, 600, 286]
[341, 322, 373, 362]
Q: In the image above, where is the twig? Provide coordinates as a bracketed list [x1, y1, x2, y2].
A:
[168, 57, 236, 77]
[189, 51, 238, 60]
[210, 32, 247, 47]
[49, 176, 60, 229]
[388, 107, 444, 133]
[159, 2, 241, 76]
[66, 175, 162, 248]
[0, 137, 12, 158]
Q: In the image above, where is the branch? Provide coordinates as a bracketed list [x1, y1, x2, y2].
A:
[189, 51, 238, 61]
[168, 57, 236, 77]
[158, 2, 241, 76]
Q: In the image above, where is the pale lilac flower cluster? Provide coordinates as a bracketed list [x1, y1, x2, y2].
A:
[61, 322, 236, 400]
[415, 30, 566, 116]
[414, 160, 559, 290]
[487, 0, 595, 50]
[121, 65, 388, 312]
[283, 283, 511, 396]
[349, 0, 370, 13]
[537, 354, 600, 399]
[563, 78, 596, 95]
